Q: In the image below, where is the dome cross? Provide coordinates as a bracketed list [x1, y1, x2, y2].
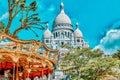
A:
[60, 2, 64, 13]
[76, 22, 79, 29]
[46, 23, 49, 30]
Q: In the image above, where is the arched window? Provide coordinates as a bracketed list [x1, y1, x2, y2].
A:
[63, 32, 65, 38]
[70, 33, 72, 38]
[77, 39, 80, 42]
[54, 33, 55, 38]
[65, 32, 67, 36]
[61, 42, 64, 45]
[81, 39, 83, 42]
[61, 33, 64, 38]
[56, 32, 57, 38]
[77, 47, 80, 49]
[58, 32, 60, 38]
[46, 40, 49, 43]
[68, 32, 69, 38]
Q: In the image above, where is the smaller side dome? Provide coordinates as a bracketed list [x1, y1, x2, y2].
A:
[43, 23, 52, 38]
[74, 22, 83, 37]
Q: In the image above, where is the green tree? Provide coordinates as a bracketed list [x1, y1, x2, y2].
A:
[112, 50, 120, 60]
[61, 48, 120, 79]
[60, 43, 71, 49]
[62, 48, 93, 78]
[78, 48, 103, 59]
[80, 57, 120, 80]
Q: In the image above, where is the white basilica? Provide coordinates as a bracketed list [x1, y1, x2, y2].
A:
[43, 2, 89, 50]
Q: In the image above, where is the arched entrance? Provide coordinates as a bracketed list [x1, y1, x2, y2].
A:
[0, 55, 14, 79]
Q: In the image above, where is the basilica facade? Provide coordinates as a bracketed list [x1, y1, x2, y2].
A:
[43, 2, 89, 50]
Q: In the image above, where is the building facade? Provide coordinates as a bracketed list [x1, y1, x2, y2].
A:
[43, 2, 89, 50]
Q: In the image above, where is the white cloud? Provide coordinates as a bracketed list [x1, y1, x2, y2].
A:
[94, 29, 120, 55]
[0, 12, 9, 21]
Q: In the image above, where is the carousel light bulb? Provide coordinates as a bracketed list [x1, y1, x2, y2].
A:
[13, 57, 19, 63]
[27, 69, 31, 73]
[0, 55, 2, 58]
[19, 72, 23, 76]
[42, 62, 46, 67]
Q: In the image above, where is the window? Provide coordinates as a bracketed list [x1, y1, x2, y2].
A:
[68, 32, 69, 37]
[56, 32, 57, 37]
[46, 40, 49, 43]
[54, 33, 55, 38]
[81, 39, 83, 42]
[61, 42, 64, 45]
[65, 32, 67, 36]
[82, 44, 84, 46]
[77, 39, 80, 42]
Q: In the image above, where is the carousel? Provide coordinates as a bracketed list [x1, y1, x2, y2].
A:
[0, 0, 59, 79]
[0, 27, 59, 80]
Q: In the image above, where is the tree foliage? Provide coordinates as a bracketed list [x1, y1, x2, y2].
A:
[0, 22, 5, 34]
[80, 57, 120, 80]
[112, 50, 120, 60]
[60, 43, 72, 49]
[61, 47, 120, 80]
[5, 0, 46, 38]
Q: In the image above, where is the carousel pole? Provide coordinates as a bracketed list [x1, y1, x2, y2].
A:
[23, 68, 26, 80]
[13, 57, 19, 80]
[16, 62, 19, 80]
[27, 69, 31, 80]
[27, 57, 31, 80]
[28, 71, 29, 80]
[13, 63, 15, 80]
[42, 70, 44, 80]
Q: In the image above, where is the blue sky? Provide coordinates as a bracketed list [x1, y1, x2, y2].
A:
[0, 0, 120, 54]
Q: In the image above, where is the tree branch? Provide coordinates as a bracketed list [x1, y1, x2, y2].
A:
[5, 0, 13, 34]
[12, 9, 22, 18]
[13, 26, 25, 36]
[8, 0, 11, 13]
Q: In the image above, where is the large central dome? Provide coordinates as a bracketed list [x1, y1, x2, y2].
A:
[54, 12, 71, 25]
[53, 2, 71, 26]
